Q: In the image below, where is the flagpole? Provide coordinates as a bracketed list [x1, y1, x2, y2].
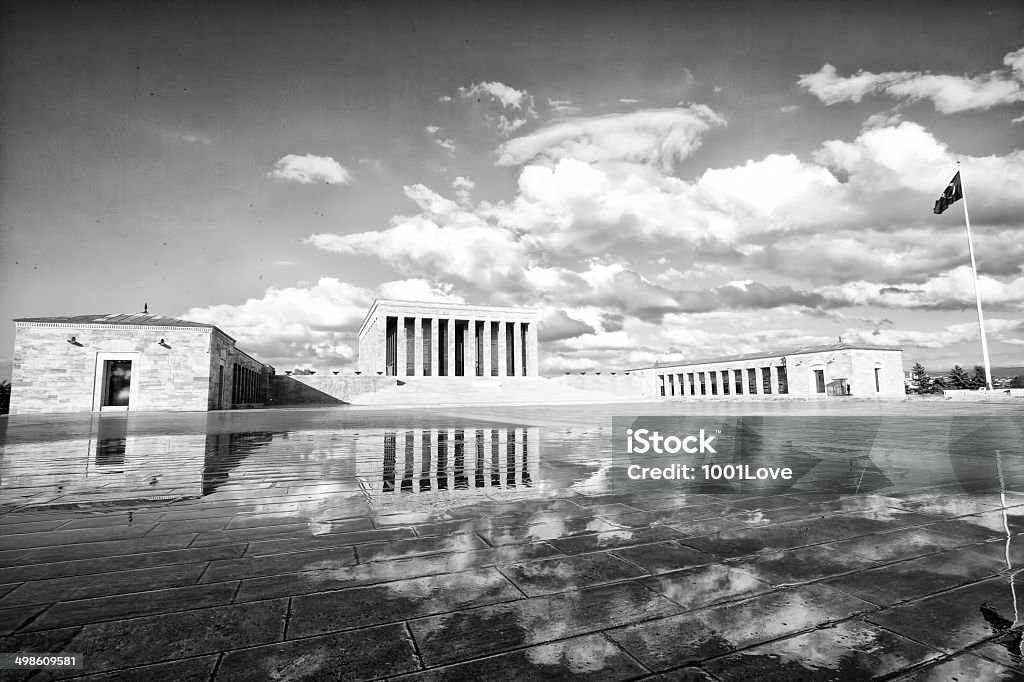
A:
[958, 161, 994, 391]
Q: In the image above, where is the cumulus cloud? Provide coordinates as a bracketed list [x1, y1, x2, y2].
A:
[798, 47, 1024, 113]
[496, 106, 725, 168]
[820, 267, 1024, 311]
[459, 81, 533, 110]
[268, 154, 352, 185]
[537, 309, 596, 342]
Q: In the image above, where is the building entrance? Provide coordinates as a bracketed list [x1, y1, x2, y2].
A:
[102, 360, 132, 409]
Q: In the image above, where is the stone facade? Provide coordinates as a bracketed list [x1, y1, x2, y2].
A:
[9, 314, 273, 415]
[632, 342, 905, 400]
[358, 300, 540, 378]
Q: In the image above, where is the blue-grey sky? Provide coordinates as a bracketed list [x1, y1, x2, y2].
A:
[2, 0, 1023, 377]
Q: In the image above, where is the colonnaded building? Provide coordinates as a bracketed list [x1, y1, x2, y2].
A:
[630, 342, 905, 399]
[358, 300, 539, 378]
[8, 313, 273, 415]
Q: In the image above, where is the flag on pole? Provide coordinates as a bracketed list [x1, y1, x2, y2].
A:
[933, 171, 963, 214]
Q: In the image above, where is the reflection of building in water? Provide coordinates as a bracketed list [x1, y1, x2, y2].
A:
[0, 416, 274, 509]
[357, 427, 541, 510]
[9, 313, 274, 415]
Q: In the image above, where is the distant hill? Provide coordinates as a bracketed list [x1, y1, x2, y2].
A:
[992, 367, 1024, 378]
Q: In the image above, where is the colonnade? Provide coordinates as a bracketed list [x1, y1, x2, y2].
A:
[231, 363, 267, 405]
[657, 364, 789, 398]
[381, 316, 537, 378]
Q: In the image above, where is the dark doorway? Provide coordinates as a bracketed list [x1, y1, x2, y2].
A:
[103, 360, 132, 408]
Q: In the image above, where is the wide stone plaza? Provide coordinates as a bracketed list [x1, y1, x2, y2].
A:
[1, 400, 1023, 680]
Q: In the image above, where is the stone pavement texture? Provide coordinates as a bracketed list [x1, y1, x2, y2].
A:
[0, 401, 1022, 680]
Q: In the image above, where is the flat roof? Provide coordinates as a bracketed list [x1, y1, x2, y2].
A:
[630, 341, 903, 371]
[359, 299, 539, 337]
[14, 313, 217, 329]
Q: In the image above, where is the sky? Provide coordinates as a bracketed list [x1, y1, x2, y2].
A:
[1, 0, 1023, 379]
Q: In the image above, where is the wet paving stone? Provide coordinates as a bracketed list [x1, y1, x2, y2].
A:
[243, 526, 417, 556]
[610, 540, 715, 574]
[287, 568, 521, 638]
[825, 545, 1002, 607]
[545, 525, 686, 555]
[703, 620, 941, 681]
[678, 523, 817, 559]
[410, 580, 683, 667]
[867, 575, 1023, 652]
[0, 604, 44, 636]
[0, 533, 200, 567]
[188, 523, 315, 548]
[215, 622, 420, 681]
[893, 652, 1021, 681]
[731, 545, 879, 585]
[147, 518, 232, 536]
[23, 581, 240, 631]
[476, 518, 625, 546]
[822, 526, 973, 562]
[200, 546, 357, 583]
[0, 543, 247, 584]
[0, 524, 157, 552]
[54, 654, 219, 682]
[499, 553, 645, 596]
[640, 564, 770, 609]
[971, 633, 1024, 673]
[0, 562, 209, 607]
[392, 633, 646, 681]
[606, 583, 876, 671]
[356, 533, 488, 562]
[234, 542, 563, 602]
[923, 510, 1024, 541]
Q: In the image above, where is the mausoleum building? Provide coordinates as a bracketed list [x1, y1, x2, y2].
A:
[9, 313, 273, 415]
[358, 300, 539, 378]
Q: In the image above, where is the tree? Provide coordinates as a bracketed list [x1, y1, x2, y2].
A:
[1010, 376, 1024, 389]
[910, 363, 931, 394]
[970, 365, 988, 389]
[947, 365, 971, 390]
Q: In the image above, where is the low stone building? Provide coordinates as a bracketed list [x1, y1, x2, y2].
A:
[358, 299, 539, 378]
[630, 342, 905, 399]
[9, 313, 273, 415]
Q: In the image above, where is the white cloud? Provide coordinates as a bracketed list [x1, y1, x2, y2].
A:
[798, 47, 1024, 114]
[547, 98, 581, 116]
[820, 267, 1024, 311]
[619, 98, 640, 104]
[435, 138, 456, 154]
[268, 154, 352, 185]
[424, 125, 441, 134]
[496, 106, 725, 169]
[459, 81, 532, 110]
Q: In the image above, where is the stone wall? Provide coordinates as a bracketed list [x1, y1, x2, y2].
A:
[548, 373, 654, 398]
[10, 325, 213, 415]
[272, 375, 396, 405]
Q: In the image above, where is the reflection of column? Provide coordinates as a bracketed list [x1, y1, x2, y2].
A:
[413, 317, 423, 377]
[482, 319, 491, 377]
[446, 318, 455, 378]
[396, 317, 407, 378]
[429, 318, 438, 377]
[511, 322, 522, 377]
[497, 321, 508, 377]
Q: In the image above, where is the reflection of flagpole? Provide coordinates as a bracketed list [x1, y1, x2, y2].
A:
[996, 448, 1020, 628]
[958, 161, 994, 391]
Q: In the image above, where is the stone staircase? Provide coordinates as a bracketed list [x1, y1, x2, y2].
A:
[347, 376, 631, 406]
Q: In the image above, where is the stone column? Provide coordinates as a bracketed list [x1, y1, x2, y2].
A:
[679, 373, 687, 397]
[497, 321, 508, 377]
[446, 318, 455, 377]
[428, 318, 438, 377]
[748, 367, 759, 394]
[413, 317, 423, 377]
[511, 322, 523, 377]
[375, 318, 385, 375]
[396, 317, 407, 377]
[482, 319, 491, 377]
[464, 320, 476, 378]
[769, 366, 779, 395]
[527, 322, 539, 376]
